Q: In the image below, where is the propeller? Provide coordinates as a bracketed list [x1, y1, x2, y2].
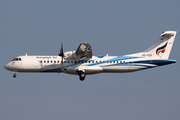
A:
[59, 43, 64, 65]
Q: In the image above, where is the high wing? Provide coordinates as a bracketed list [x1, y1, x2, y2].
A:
[64, 42, 93, 60]
[76, 43, 93, 59]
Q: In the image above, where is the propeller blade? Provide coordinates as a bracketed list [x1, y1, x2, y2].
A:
[59, 43, 64, 66]
[59, 43, 64, 57]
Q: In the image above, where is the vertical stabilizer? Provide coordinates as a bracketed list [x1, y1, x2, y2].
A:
[144, 31, 177, 59]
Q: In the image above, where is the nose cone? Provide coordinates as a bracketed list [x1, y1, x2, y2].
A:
[4, 63, 11, 70]
[4, 62, 15, 71]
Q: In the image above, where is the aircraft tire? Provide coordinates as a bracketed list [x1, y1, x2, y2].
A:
[13, 74, 16, 78]
[79, 73, 85, 81]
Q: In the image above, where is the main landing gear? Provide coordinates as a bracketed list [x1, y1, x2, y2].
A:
[13, 72, 17, 78]
[78, 71, 86, 81]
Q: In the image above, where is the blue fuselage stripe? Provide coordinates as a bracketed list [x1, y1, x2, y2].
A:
[40, 56, 176, 72]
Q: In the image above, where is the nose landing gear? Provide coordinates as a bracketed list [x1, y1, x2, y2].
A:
[13, 72, 17, 78]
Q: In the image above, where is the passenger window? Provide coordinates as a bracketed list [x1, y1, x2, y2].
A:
[54, 61, 56, 63]
[44, 61, 46, 63]
[123, 61, 125, 64]
[40, 61, 42, 63]
[51, 61, 53, 63]
[89, 61, 91, 63]
[107, 61, 109, 63]
[47, 61, 49, 63]
[71, 61, 73, 63]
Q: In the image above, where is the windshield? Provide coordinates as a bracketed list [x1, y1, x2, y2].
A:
[12, 58, 22, 61]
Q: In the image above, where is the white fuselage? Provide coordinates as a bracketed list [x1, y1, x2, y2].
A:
[4, 55, 176, 75]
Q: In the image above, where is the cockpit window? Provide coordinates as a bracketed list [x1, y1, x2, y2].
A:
[12, 58, 22, 61]
[12, 58, 17, 61]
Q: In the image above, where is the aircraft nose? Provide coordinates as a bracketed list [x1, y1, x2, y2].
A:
[4, 63, 9, 70]
[4, 63, 12, 70]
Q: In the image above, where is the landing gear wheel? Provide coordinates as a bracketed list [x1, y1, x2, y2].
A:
[79, 73, 85, 81]
[80, 73, 85, 78]
[13, 74, 16, 78]
[79, 76, 85, 81]
[13, 72, 17, 78]
[78, 71, 86, 81]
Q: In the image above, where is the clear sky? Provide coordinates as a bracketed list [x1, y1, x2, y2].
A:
[1, 0, 180, 120]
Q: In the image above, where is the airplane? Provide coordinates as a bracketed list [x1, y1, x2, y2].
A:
[4, 31, 177, 81]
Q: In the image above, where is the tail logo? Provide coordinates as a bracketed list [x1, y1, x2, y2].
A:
[156, 42, 168, 56]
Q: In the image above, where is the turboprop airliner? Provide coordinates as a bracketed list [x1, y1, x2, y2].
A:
[4, 31, 177, 81]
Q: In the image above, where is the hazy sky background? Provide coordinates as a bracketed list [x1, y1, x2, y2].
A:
[1, 0, 180, 120]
